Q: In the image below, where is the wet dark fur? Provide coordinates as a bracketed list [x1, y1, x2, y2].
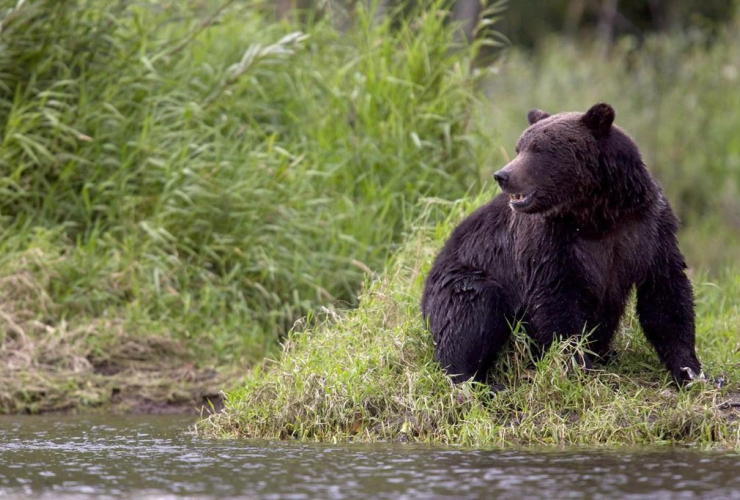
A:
[421, 103, 701, 386]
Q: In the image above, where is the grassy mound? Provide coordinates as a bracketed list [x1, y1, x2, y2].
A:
[200, 194, 740, 446]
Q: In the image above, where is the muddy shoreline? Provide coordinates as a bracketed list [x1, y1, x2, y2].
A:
[1, 353, 231, 415]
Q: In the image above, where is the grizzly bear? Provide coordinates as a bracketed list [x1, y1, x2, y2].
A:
[421, 103, 702, 386]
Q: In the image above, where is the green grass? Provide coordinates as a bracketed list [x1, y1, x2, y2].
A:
[199, 193, 740, 446]
[0, 0, 490, 344]
[0, 0, 492, 412]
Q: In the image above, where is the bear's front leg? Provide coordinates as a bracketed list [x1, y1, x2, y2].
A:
[636, 249, 701, 386]
[422, 268, 516, 384]
[525, 281, 595, 368]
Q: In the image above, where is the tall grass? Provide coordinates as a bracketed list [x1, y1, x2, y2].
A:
[0, 0, 492, 397]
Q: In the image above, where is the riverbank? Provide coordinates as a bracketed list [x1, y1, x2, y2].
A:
[199, 194, 740, 446]
[0, 248, 226, 414]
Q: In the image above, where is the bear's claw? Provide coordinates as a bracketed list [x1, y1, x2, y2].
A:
[680, 366, 707, 385]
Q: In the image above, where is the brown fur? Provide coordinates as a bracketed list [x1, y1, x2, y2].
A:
[422, 103, 701, 386]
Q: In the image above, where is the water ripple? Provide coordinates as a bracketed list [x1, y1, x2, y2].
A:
[1, 415, 740, 499]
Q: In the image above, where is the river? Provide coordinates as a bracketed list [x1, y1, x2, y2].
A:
[1, 414, 739, 499]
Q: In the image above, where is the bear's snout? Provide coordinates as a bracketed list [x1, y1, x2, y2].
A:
[494, 158, 540, 211]
[494, 159, 528, 195]
[493, 170, 509, 189]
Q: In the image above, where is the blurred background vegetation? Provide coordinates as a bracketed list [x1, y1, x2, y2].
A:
[499, 0, 735, 47]
[0, 0, 738, 411]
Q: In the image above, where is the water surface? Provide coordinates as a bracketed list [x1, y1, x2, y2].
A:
[1, 414, 739, 499]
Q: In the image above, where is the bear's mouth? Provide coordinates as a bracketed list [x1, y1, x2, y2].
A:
[508, 192, 534, 210]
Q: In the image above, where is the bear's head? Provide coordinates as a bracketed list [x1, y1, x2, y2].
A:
[494, 103, 643, 217]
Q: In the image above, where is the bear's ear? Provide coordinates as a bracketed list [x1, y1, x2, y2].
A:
[527, 109, 550, 125]
[582, 103, 615, 138]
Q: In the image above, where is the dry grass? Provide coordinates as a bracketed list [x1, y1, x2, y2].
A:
[0, 245, 224, 413]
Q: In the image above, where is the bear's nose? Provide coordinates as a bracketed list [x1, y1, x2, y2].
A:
[493, 170, 509, 188]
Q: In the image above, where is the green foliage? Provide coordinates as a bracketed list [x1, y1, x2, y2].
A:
[201, 194, 740, 446]
[499, 0, 736, 48]
[0, 0, 491, 379]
